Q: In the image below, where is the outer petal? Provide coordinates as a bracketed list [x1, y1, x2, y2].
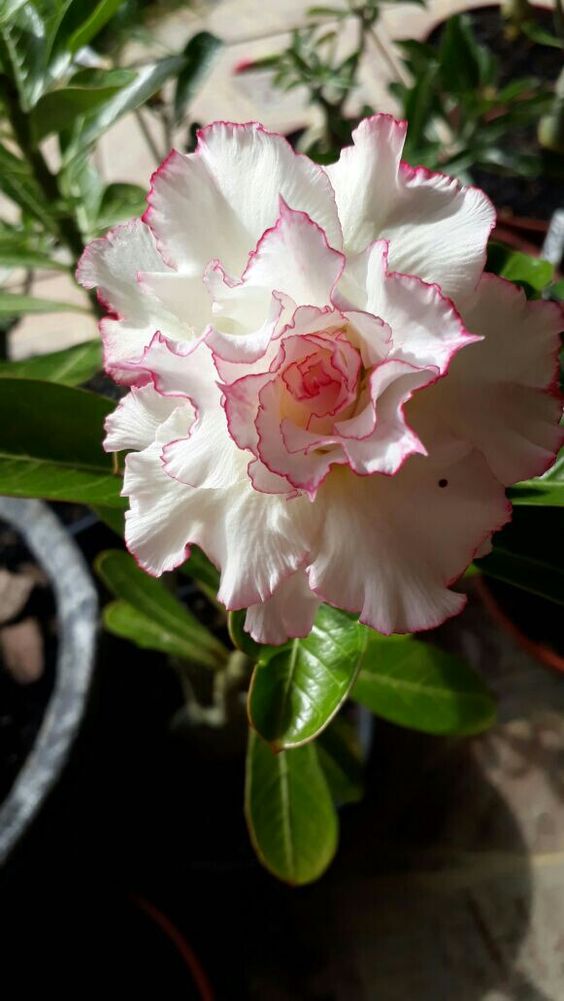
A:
[415, 274, 564, 485]
[308, 450, 510, 634]
[76, 219, 199, 381]
[143, 122, 342, 275]
[335, 240, 477, 373]
[244, 570, 320, 645]
[104, 383, 191, 453]
[327, 115, 495, 299]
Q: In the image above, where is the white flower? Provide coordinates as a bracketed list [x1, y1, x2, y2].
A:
[78, 116, 563, 645]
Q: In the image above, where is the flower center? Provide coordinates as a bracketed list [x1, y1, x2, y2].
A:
[278, 330, 362, 436]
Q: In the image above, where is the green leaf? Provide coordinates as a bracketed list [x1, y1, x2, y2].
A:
[71, 54, 188, 153]
[173, 31, 222, 125]
[0, 142, 58, 232]
[53, 0, 123, 56]
[248, 605, 367, 750]
[0, 339, 101, 385]
[180, 544, 220, 590]
[0, 1, 28, 27]
[0, 249, 68, 271]
[29, 71, 134, 144]
[0, 292, 88, 315]
[95, 549, 228, 670]
[91, 504, 124, 537]
[228, 610, 262, 659]
[509, 453, 564, 507]
[94, 182, 147, 231]
[352, 634, 496, 736]
[500, 250, 554, 292]
[245, 729, 338, 885]
[477, 544, 564, 606]
[439, 14, 485, 94]
[0, 377, 123, 505]
[316, 716, 364, 808]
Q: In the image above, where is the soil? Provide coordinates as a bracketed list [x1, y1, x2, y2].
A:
[0, 520, 57, 805]
[428, 6, 564, 223]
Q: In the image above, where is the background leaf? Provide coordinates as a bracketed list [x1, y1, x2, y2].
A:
[352, 634, 496, 736]
[173, 31, 222, 125]
[0, 340, 101, 385]
[95, 549, 228, 670]
[245, 729, 338, 885]
[0, 291, 88, 315]
[0, 377, 123, 505]
[316, 715, 364, 808]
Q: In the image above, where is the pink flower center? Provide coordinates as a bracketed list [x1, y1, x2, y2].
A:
[277, 330, 362, 436]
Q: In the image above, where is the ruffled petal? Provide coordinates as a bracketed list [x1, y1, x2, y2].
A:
[143, 122, 342, 275]
[244, 570, 320, 645]
[104, 383, 191, 453]
[308, 450, 510, 634]
[414, 274, 564, 485]
[336, 240, 477, 373]
[327, 115, 495, 299]
[76, 219, 201, 381]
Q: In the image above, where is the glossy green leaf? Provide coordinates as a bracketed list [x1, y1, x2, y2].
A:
[0, 377, 123, 506]
[0, 292, 88, 315]
[439, 15, 484, 94]
[477, 544, 564, 606]
[352, 634, 496, 736]
[248, 605, 367, 750]
[173, 31, 222, 124]
[0, 340, 101, 385]
[96, 549, 228, 669]
[316, 716, 364, 808]
[245, 729, 338, 885]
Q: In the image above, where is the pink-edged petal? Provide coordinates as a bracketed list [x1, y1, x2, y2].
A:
[336, 361, 430, 475]
[338, 240, 477, 373]
[327, 115, 495, 299]
[76, 218, 167, 316]
[206, 289, 292, 368]
[308, 449, 510, 634]
[143, 122, 342, 275]
[416, 274, 564, 485]
[244, 570, 320, 645]
[236, 198, 344, 308]
[223, 371, 272, 453]
[77, 219, 187, 382]
[247, 458, 298, 497]
[124, 427, 319, 604]
[255, 379, 343, 497]
[104, 383, 192, 453]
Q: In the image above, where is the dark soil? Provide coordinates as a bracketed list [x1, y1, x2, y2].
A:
[0, 521, 57, 804]
[429, 6, 564, 222]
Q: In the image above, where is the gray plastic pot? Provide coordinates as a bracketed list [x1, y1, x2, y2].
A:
[0, 497, 97, 865]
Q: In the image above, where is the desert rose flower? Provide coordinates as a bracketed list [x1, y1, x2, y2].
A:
[77, 116, 563, 644]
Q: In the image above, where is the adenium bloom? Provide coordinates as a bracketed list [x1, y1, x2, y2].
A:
[77, 116, 563, 645]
